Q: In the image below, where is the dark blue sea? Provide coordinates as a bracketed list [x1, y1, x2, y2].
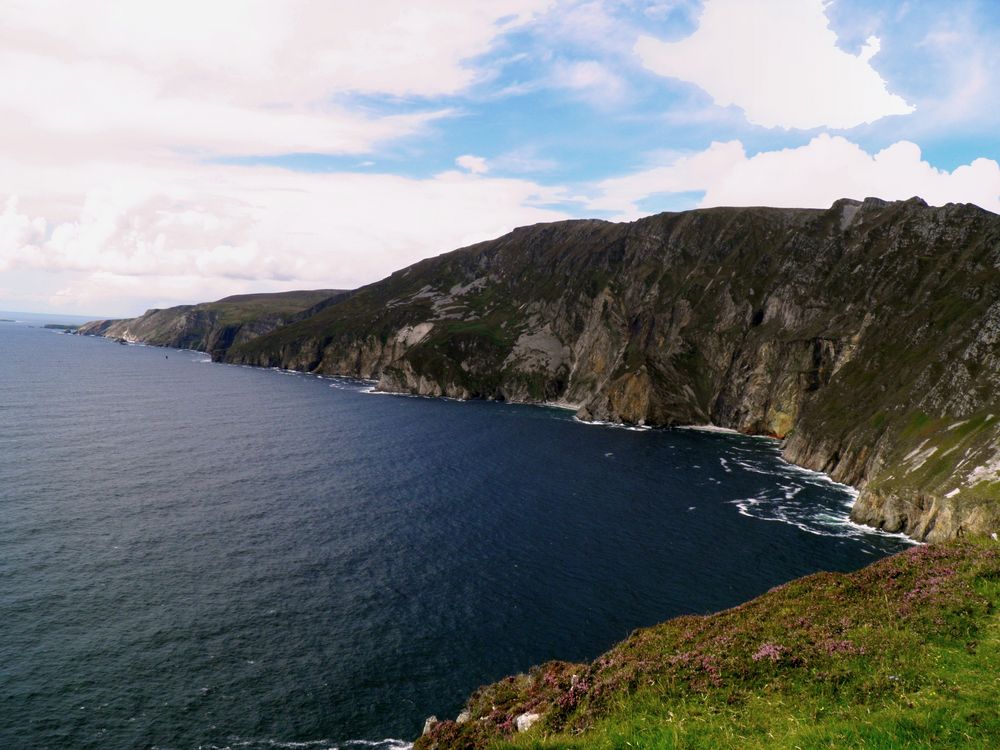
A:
[0, 315, 912, 749]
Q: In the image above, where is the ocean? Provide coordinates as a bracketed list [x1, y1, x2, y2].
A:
[0, 316, 912, 749]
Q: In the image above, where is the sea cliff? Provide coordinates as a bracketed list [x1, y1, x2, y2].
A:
[80, 198, 1000, 542]
[77, 289, 347, 358]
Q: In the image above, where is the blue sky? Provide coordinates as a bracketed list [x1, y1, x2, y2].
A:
[0, 0, 997, 316]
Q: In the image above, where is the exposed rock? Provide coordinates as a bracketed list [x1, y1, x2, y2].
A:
[515, 712, 541, 732]
[422, 716, 439, 735]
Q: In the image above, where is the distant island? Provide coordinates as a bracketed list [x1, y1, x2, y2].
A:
[43, 323, 79, 331]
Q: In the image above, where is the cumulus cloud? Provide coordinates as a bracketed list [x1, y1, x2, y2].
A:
[591, 135, 1000, 218]
[635, 0, 915, 129]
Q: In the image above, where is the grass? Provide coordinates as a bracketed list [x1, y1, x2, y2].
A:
[866, 411, 1000, 505]
[417, 540, 1000, 750]
[198, 289, 344, 325]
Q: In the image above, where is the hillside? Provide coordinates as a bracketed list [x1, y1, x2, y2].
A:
[77, 289, 348, 358]
[80, 198, 1000, 542]
[415, 540, 1000, 749]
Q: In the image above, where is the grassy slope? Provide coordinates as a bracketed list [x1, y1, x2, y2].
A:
[418, 540, 1000, 750]
[193, 289, 344, 325]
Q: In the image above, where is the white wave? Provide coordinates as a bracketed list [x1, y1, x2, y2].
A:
[357, 386, 464, 403]
[673, 424, 736, 433]
[673, 424, 773, 439]
[361, 387, 426, 400]
[571, 416, 651, 431]
[544, 399, 583, 411]
[731, 459, 780, 477]
[729, 495, 844, 538]
[729, 484, 918, 545]
[719, 443, 919, 545]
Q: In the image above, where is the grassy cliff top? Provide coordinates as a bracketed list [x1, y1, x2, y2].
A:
[418, 539, 1000, 749]
[174, 288, 345, 325]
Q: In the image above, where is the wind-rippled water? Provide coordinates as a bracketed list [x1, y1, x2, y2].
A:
[0, 316, 912, 750]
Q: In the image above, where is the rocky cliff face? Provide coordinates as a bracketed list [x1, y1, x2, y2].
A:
[77, 289, 347, 358]
[82, 199, 1000, 541]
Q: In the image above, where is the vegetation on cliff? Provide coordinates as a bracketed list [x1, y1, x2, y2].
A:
[416, 539, 1000, 749]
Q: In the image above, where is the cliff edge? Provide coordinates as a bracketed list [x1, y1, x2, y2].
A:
[416, 540, 1000, 749]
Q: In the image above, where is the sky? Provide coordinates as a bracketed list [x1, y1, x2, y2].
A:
[1, 0, 998, 317]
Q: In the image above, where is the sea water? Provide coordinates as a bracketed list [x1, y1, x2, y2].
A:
[0, 317, 911, 749]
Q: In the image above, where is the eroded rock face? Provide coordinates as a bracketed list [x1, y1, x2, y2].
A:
[81, 199, 1000, 540]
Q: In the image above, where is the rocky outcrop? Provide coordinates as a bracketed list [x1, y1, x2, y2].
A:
[82, 198, 1000, 541]
[514, 713, 541, 732]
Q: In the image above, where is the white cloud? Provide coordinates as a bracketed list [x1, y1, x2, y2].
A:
[589, 141, 746, 214]
[5, 0, 553, 99]
[0, 0, 569, 315]
[0, 0, 554, 158]
[0, 159, 571, 314]
[456, 155, 490, 174]
[635, 0, 915, 129]
[4, 0, 997, 320]
[590, 135, 1000, 218]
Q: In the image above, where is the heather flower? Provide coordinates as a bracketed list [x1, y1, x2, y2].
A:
[819, 639, 864, 656]
[752, 642, 785, 662]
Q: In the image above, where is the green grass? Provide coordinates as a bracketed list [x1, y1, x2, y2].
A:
[199, 289, 344, 325]
[418, 541, 1000, 750]
[865, 412, 1000, 504]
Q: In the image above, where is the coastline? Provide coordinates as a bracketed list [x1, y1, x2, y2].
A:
[74, 329, 910, 543]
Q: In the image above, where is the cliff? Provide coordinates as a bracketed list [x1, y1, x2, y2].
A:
[81, 198, 1000, 542]
[219, 198, 1000, 542]
[77, 289, 348, 358]
[415, 540, 1000, 749]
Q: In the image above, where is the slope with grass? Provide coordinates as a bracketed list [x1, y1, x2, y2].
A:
[416, 540, 1000, 749]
